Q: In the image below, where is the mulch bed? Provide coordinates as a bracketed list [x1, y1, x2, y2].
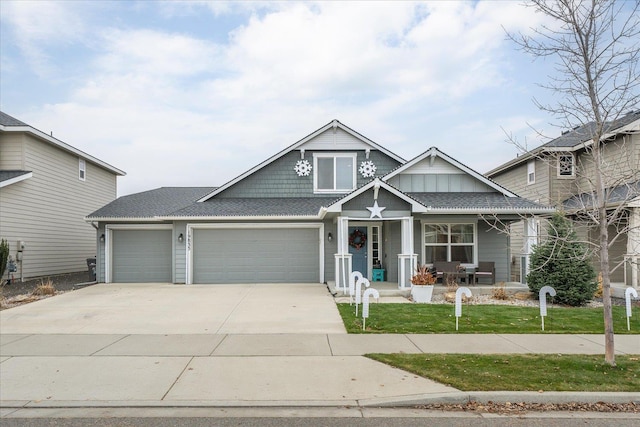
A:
[0, 271, 95, 309]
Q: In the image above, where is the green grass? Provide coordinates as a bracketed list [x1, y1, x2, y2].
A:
[337, 303, 640, 334]
[367, 353, 640, 391]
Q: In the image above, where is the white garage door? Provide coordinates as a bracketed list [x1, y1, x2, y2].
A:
[192, 227, 320, 284]
[111, 229, 172, 283]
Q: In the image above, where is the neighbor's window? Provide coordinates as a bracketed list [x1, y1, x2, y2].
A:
[314, 153, 356, 192]
[558, 153, 575, 177]
[424, 223, 475, 264]
[527, 160, 535, 184]
[79, 159, 86, 181]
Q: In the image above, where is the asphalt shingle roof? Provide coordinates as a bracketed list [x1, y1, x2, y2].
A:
[408, 192, 552, 211]
[0, 111, 28, 127]
[87, 187, 216, 219]
[563, 180, 640, 211]
[544, 110, 640, 149]
[169, 197, 337, 217]
[0, 170, 32, 183]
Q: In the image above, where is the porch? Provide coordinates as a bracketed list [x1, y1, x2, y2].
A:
[327, 280, 529, 298]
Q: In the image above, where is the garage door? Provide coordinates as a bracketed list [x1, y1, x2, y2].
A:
[192, 228, 320, 284]
[111, 229, 172, 282]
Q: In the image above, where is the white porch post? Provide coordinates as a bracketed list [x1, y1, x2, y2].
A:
[397, 217, 417, 289]
[334, 216, 352, 293]
[627, 207, 640, 289]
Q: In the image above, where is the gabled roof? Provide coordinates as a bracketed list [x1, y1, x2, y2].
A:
[326, 178, 431, 213]
[86, 187, 216, 221]
[486, 110, 640, 177]
[0, 170, 33, 188]
[197, 119, 405, 202]
[0, 111, 126, 177]
[384, 147, 519, 197]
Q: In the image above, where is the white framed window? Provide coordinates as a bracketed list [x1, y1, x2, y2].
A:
[79, 159, 86, 181]
[423, 223, 476, 265]
[558, 153, 575, 177]
[527, 160, 535, 184]
[313, 153, 356, 193]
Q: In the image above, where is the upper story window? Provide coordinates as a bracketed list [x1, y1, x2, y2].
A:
[558, 153, 575, 177]
[527, 160, 535, 184]
[79, 159, 86, 181]
[313, 153, 356, 193]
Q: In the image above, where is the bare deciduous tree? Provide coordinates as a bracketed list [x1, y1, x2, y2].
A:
[507, 0, 640, 366]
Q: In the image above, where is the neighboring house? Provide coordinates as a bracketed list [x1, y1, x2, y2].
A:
[87, 120, 551, 288]
[486, 110, 640, 288]
[0, 111, 125, 281]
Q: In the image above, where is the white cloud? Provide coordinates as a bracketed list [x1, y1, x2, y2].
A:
[6, 1, 554, 196]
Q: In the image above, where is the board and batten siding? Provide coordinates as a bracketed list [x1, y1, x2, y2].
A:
[0, 133, 117, 279]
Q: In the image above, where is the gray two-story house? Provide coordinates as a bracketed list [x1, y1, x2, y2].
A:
[487, 110, 640, 288]
[88, 120, 552, 289]
[0, 111, 125, 281]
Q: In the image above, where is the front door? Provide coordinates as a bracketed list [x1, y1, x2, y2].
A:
[348, 226, 368, 278]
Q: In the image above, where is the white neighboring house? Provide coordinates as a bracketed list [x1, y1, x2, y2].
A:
[0, 111, 125, 281]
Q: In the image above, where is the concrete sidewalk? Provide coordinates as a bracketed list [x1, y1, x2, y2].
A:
[1, 333, 638, 412]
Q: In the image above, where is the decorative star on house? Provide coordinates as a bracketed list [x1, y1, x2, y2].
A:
[366, 200, 386, 219]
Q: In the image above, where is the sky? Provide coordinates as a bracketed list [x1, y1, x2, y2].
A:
[1, 0, 572, 197]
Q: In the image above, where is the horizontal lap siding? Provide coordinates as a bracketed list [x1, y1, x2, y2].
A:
[0, 134, 117, 279]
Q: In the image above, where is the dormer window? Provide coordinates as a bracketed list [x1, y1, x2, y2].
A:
[313, 153, 356, 193]
[79, 159, 86, 181]
[558, 153, 575, 177]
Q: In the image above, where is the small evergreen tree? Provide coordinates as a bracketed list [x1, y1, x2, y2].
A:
[527, 213, 597, 306]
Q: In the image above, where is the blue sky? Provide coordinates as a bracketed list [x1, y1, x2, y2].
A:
[1, 1, 565, 196]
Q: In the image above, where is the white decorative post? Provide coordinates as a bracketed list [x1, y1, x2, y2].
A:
[539, 286, 556, 331]
[362, 288, 380, 330]
[455, 287, 472, 331]
[354, 277, 370, 317]
[349, 271, 363, 305]
[625, 287, 638, 331]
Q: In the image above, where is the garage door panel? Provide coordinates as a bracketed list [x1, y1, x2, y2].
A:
[193, 228, 319, 284]
[112, 229, 172, 283]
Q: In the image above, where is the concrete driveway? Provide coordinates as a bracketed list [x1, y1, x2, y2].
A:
[0, 283, 347, 334]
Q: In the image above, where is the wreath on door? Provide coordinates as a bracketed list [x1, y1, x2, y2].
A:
[349, 229, 367, 250]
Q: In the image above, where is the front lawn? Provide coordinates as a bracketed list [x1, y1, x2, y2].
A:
[367, 353, 640, 391]
[337, 303, 640, 334]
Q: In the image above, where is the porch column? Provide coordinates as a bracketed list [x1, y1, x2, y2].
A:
[627, 207, 640, 289]
[334, 216, 352, 293]
[397, 217, 417, 289]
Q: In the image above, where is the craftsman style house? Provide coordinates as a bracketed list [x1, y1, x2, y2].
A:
[87, 120, 551, 288]
[486, 110, 640, 287]
[0, 111, 125, 281]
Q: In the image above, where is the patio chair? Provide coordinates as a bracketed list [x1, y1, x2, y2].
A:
[433, 261, 464, 284]
[474, 261, 495, 285]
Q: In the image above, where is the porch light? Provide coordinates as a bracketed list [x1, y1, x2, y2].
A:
[178, 233, 184, 243]
[99, 234, 105, 243]
[328, 232, 333, 242]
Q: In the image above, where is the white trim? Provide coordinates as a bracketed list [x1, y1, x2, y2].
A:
[420, 220, 478, 267]
[185, 222, 324, 285]
[313, 152, 357, 193]
[326, 178, 430, 214]
[557, 152, 575, 177]
[383, 147, 518, 198]
[0, 125, 126, 176]
[104, 224, 173, 283]
[0, 172, 33, 188]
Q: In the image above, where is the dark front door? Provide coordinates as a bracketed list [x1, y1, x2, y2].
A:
[348, 226, 368, 278]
